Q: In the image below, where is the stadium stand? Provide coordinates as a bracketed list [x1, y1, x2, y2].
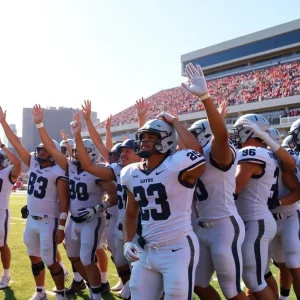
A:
[93, 60, 300, 128]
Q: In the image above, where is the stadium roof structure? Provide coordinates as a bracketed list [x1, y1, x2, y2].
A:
[181, 18, 300, 75]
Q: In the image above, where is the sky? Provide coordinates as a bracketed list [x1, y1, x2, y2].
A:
[0, 0, 299, 138]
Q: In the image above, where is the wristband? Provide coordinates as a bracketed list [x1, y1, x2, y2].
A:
[35, 122, 44, 129]
[199, 93, 210, 101]
[60, 212, 68, 220]
[0, 144, 5, 149]
[58, 225, 65, 231]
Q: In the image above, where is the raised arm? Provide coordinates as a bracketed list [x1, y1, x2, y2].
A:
[0, 141, 21, 182]
[156, 111, 202, 153]
[82, 100, 110, 162]
[135, 97, 149, 128]
[70, 113, 115, 181]
[104, 115, 113, 151]
[32, 105, 68, 171]
[182, 63, 232, 166]
[0, 107, 31, 167]
[60, 129, 73, 157]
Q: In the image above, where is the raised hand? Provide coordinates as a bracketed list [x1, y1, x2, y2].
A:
[70, 112, 82, 138]
[236, 119, 267, 139]
[218, 100, 229, 118]
[81, 99, 92, 121]
[0, 107, 6, 124]
[135, 97, 149, 117]
[60, 129, 68, 141]
[181, 63, 209, 99]
[32, 104, 43, 124]
[105, 114, 112, 130]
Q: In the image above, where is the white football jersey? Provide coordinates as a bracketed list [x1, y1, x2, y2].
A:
[27, 155, 68, 218]
[110, 163, 126, 225]
[272, 147, 300, 213]
[121, 149, 206, 244]
[68, 161, 105, 217]
[196, 140, 238, 221]
[0, 165, 14, 209]
[236, 147, 279, 221]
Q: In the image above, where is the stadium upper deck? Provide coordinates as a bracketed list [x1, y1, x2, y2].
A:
[82, 19, 300, 142]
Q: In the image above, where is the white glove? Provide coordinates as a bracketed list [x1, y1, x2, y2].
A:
[123, 242, 140, 262]
[236, 119, 280, 152]
[155, 111, 176, 124]
[77, 202, 108, 221]
[120, 280, 131, 299]
[181, 63, 209, 100]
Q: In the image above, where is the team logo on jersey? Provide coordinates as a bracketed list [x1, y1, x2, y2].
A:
[156, 170, 165, 175]
[133, 175, 139, 178]
[140, 178, 153, 183]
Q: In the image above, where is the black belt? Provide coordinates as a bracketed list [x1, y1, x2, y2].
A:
[31, 215, 48, 220]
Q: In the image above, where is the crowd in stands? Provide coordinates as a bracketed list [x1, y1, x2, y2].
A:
[98, 60, 300, 127]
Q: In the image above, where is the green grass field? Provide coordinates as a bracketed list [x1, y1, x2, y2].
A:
[2, 192, 297, 299]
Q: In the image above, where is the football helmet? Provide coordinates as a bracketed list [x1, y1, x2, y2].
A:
[281, 135, 295, 149]
[188, 119, 212, 148]
[72, 139, 99, 165]
[109, 142, 122, 164]
[288, 119, 300, 150]
[232, 114, 270, 146]
[60, 139, 75, 155]
[269, 128, 281, 145]
[0, 150, 10, 168]
[35, 140, 60, 163]
[134, 119, 178, 158]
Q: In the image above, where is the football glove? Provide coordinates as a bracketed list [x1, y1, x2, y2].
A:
[77, 203, 108, 221]
[21, 205, 29, 219]
[123, 242, 140, 262]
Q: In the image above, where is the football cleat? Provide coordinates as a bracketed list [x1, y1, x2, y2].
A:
[111, 279, 123, 291]
[29, 292, 47, 300]
[65, 279, 86, 295]
[0, 276, 10, 289]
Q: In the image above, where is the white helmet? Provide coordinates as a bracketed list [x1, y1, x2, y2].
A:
[135, 119, 178, 158]
[72, 139, 99, 165]
[232, 114, 270, 146]
[188, 119, 212, 148]
[289, 119, 300, 149]
[60, 138, 75, 148]
[269, 128, 281, 145]
[0, 150, 10, 167]
[281, 135, 295, 149]
[60, 139, 75, 155]
[35, 140, 60, 163]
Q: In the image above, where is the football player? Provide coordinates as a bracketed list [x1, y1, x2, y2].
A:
[0, 140, 21, 289]
[32, 104, 117, 300]
[78, 100, 143, 296]
[70, 117, 141, 296]
[0, 107, 69, 300]
[180, 63, 247, 300]
[121, 117, 206, 300]
[233, 115, 295, 300]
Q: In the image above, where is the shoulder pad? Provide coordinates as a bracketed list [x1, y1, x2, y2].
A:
[167, 149, 205, 172]
[238, 147, 277, 165]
